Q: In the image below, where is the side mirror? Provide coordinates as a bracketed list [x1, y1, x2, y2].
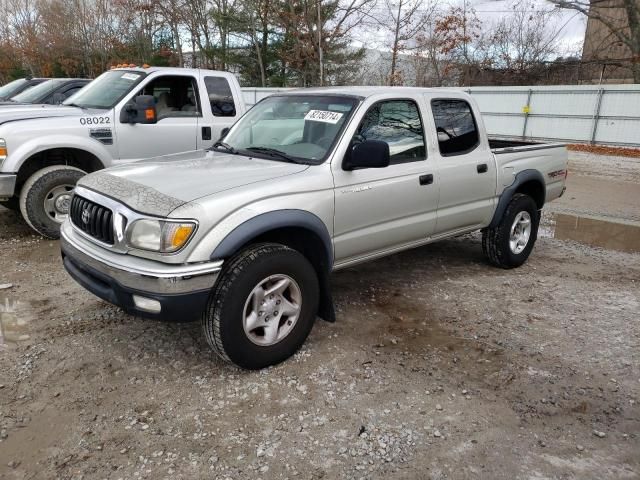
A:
[52, 92, 66, 105]
[343, 139, 390, 171]
[219, 127, 230, 140]
[119, 95, 157, 124]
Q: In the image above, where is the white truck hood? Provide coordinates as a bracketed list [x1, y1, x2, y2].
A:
[0, 104, 85, 125]
[78, 150, 309, 216]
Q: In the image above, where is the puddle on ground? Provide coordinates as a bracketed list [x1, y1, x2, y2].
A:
[0, 296, 33, 348]
[541, 213, 640, 254]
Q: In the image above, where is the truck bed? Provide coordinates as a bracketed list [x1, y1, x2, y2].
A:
[489, 137, 565, 154]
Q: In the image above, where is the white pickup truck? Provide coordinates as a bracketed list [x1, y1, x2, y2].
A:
[60, 87, 568, 369]
[0, 67, 246, 237]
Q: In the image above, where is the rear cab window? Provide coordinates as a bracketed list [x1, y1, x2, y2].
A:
[204, 76, 236, 117]
[431, 99, 480, 156]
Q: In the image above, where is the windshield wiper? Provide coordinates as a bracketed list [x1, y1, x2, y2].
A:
[211, 141, 237, 154]
[65, 102, 85, 109]
[245, 147, 302, 164]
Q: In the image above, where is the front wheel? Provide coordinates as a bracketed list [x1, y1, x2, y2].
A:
[19, 166, 86, 239]
[202, 243, 319, 369]
[482, 193, 540, 269]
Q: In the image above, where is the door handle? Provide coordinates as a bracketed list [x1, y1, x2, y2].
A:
[477, 163, 488, 173]
[202, 126, 212, 141]
[419, 174, 434, 185]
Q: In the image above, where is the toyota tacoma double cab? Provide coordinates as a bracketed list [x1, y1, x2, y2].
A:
[60, 87, 568, 369]
[0, 67, 246, 238]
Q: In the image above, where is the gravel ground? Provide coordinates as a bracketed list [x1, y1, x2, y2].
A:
[0, 152, 638, 480]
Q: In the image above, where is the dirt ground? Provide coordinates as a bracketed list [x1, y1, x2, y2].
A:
[0, 152, 638, 480]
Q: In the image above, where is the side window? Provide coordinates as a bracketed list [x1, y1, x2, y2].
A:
[431, 99, 479, 156]
[355, 100, 426, 164]
[137, 75, 200, 120]
[204, 76, 236, 117]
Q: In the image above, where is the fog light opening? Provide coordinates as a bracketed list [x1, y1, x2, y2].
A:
[132, 295, 161, 313]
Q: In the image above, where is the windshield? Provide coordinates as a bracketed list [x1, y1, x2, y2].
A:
[63, 70, 145, 109]
[221, 95, 359, 164]
[11, 79, 67, 103]
[0, 79, 29, 100]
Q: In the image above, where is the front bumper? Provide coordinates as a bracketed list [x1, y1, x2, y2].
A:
[61, 224, 222, 321]
[0, 173, 17, 199]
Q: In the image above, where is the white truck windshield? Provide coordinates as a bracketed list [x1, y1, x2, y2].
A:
[222, 95, 358, 164]
[63, 70, 145, 109]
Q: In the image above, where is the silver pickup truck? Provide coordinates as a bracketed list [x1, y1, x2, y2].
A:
[60, 87, 568, 369]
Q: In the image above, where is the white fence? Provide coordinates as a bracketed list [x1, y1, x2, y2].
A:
[241, 84, 640, 147]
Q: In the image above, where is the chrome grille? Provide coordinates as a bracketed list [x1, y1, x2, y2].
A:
[70, 195, 114, 245]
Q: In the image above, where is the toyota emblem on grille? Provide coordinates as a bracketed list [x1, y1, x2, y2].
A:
[81, 208, 91, 224]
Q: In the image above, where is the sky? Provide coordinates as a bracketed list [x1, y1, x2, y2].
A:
[355, 0, 588, 56]
[471, 0, 587, 51]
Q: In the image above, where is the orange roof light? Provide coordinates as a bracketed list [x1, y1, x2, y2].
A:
[142, 64, 150, 69]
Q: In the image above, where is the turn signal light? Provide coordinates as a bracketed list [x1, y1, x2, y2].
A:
[145, 108, 155, 121]
[167, 224, 195, 251]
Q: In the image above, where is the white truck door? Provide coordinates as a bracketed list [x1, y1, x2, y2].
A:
[332, 98, 439, 264]
[196, 73, 242, 149]
[428, 97, 497, 235]
[114, 74, 199, 163]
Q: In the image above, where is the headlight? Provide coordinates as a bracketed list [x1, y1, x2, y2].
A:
[0, 139, 7, 165]
[128, 219, 196, 253]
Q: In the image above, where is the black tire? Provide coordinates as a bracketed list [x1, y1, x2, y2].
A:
[202, 243, 320, 369]
[482, 193, 539, 269]
[19, 166, 86, 239]
[0, 197, 19, 211]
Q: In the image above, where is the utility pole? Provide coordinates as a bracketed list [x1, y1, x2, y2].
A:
[318, 0, 324, 86]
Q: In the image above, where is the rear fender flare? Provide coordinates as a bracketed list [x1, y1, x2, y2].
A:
[489, 169, 545, 228]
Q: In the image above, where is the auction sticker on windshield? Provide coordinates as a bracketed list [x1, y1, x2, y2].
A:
[304, 110, 343, 124]
[121, 73, 140, 81]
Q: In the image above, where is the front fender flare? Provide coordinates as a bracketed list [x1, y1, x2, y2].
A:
[210, 209, 334, 267]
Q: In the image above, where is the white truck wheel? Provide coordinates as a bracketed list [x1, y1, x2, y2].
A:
[19, 165, 86, 239]
[202, 243, 320, 369]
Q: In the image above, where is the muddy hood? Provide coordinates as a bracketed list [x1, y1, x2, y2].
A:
[0, 104, 85, 125]
[78, 150, 309, 217]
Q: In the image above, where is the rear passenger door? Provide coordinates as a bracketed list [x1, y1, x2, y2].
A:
[429, 98, 497, 235]
[115, 75, 200, 161]
[197, 74, 240, 149]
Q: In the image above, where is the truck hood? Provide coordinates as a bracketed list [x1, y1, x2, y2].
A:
[78, 150, 309, 217]
[0, 104, 85, 125]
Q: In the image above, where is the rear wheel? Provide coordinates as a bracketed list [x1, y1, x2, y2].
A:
[482, 193, 539, 269]
[202, 243, 319, 369]
[19, 165, 86, 239]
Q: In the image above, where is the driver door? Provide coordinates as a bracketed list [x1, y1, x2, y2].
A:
[332, 98, 439, 265]
[114, 75, 200, 163]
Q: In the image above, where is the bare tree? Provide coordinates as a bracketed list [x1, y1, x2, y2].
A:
[550, 0, 640, 82]
[377, 0, 437, 85]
